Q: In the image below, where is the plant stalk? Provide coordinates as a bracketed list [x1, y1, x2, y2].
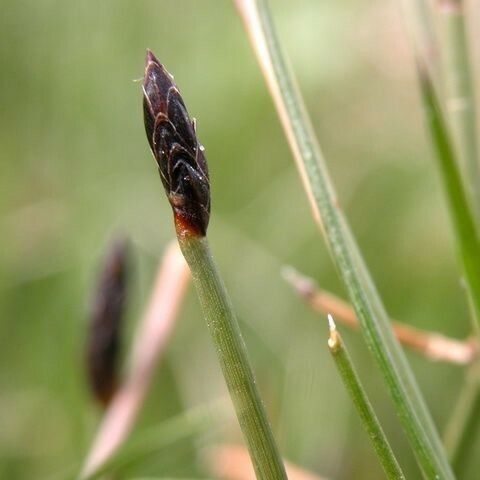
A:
[409, 6, 480, 474]
[177, 232, 287, 480]
[283, 267, 477, 365]
[417, 64, 480, 338]
[81, 242, 190, 479]
[142, 50, 286, 480]
[400, 0, 439, 87]
[328, 316, 405, 480]
[438, 0, 480, 225]
[235, 1, 455, 478]
[83, 401, 227, 480]
[443, 360, 480, 476]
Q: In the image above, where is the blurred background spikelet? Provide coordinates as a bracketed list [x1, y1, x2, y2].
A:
[86, 237, 129, 408]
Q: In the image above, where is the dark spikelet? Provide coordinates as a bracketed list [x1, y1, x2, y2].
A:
[143, 49, 210, 236]
[86, 238, 130, 407]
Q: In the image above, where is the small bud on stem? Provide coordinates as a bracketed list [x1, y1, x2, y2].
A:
[86, 238, 130, 407]
[141, 51, 286, 478]
[143, 50, 210, 237]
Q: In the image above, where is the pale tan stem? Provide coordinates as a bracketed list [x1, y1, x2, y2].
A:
[81, 241, 190, 479]
[234, 0, 323, 228]
[283, 267, 477, 365]
[207, 445, 329, 480]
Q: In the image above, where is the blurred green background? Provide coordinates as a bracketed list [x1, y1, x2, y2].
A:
[1, 0, 476, 478]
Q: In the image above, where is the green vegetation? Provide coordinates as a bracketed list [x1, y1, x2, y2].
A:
[2, 0, 480, 479]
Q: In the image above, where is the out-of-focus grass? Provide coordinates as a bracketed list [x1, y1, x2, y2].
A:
[0, 0, 476, 478]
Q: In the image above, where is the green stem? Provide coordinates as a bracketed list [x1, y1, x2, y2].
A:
[417, 65, 480, 337]
[328, 317, 405, 480]
[438, 0, 480, 226]
[444, 360, 480, 476]
[177, 233, 287, 480]
[409, 5, 480, 474]
[235, 1, 454, 478]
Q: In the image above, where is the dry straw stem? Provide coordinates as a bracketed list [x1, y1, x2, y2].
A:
[81, 241, 190, 480]
[283, 267, 478, 365]
[80, 400, 228, 480]
[437, 0, 480, 223]
[234, 0, 454, 478]
[328, 316, 405, 480]
[207, 445, 328, 480]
